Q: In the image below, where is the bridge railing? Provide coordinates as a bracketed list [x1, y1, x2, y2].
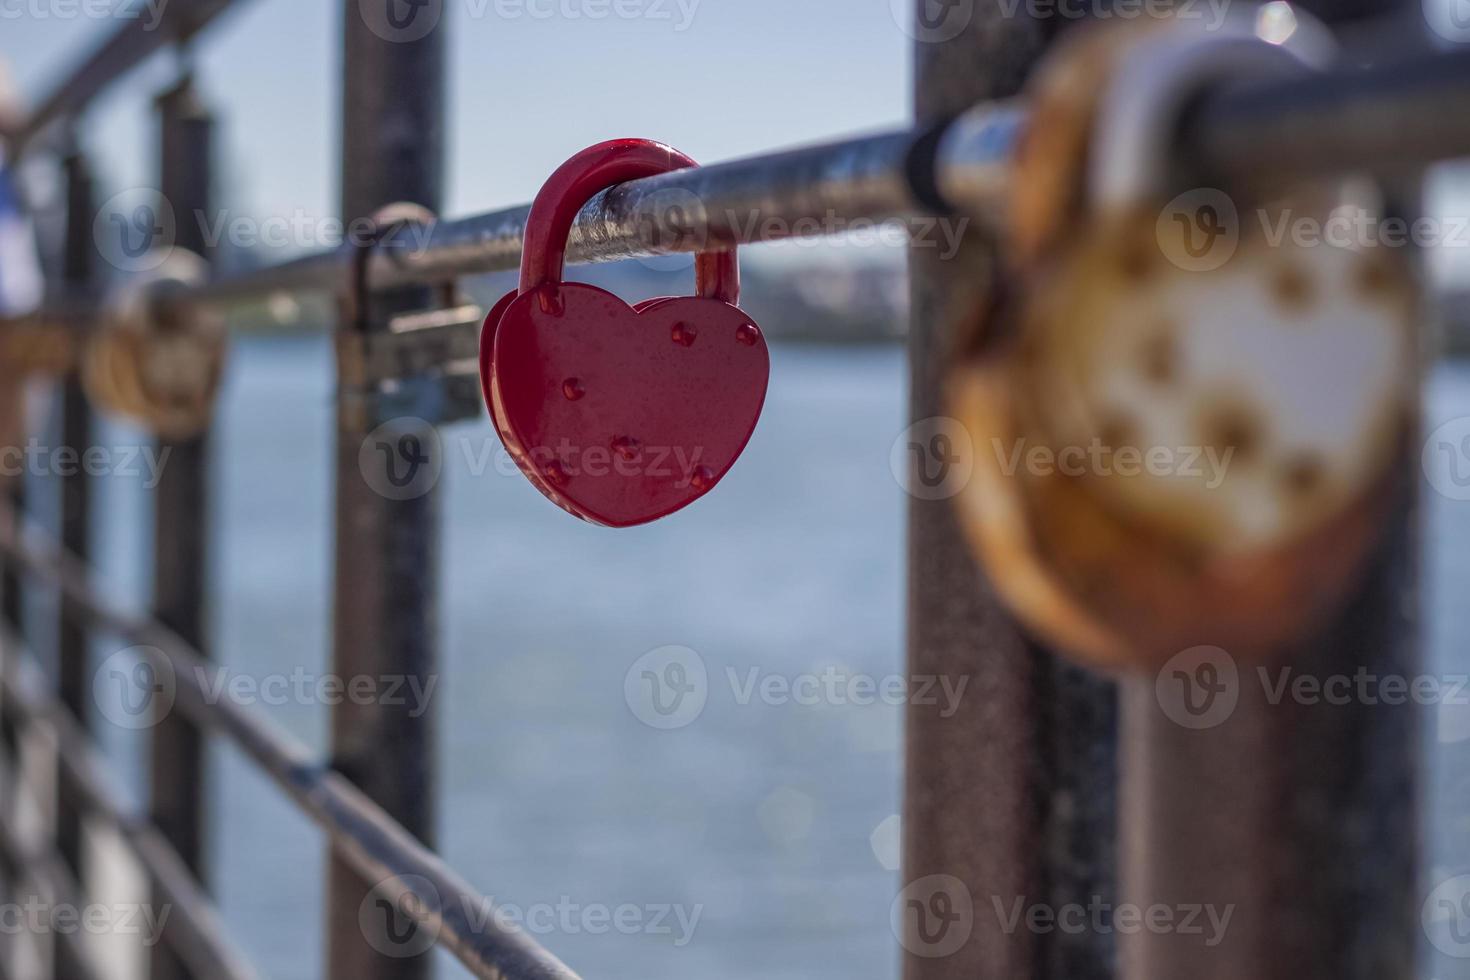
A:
[0, 2, 1464, 979]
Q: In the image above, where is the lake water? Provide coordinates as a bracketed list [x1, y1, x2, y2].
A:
[37, 338, 1470, 979]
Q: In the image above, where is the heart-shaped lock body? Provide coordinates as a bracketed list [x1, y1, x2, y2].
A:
[481, 140, 770, 527]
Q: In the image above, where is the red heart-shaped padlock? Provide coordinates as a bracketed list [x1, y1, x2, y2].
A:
[480, 140, 770, 528]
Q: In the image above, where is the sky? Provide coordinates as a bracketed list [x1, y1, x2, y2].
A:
[0, 0, 913, 248]
[5, 0, 1470, 284]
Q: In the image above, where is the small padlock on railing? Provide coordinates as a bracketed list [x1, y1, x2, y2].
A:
[948, 10, 1420, 669]
[0, 315, 78, 380]
[480, 139, 770, 528]
[83, 248, 227, 440]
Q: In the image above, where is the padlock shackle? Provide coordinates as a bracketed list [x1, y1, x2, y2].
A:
[519, 139, 740, 305]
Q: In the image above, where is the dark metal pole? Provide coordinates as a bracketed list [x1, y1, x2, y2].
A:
[2, 395, 24, 637]
[150, 76, 215, 980]
[0, 490, 19, 637]
[1118, 523, 1420, 980]
[902, 6, 1117, 980]
[49, 144, 100, 980]
[329, 3, 445, 978]
[0, 175, 30, 980]
[53, 141, 95, 896]
[0, 674, 17, 980]
[1117, 3, 1422, 973]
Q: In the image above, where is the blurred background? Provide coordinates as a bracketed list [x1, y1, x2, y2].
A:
[3, 1, 1470, 978]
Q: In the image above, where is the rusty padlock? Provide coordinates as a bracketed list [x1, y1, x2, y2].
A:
[480, 139, 770, 528]
[949, 10, 1419, 669]
[0, 316, 76, 379]
[83, 248, 227, 440]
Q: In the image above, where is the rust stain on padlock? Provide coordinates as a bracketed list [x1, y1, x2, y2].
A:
[946, 13, 1421, 670]
[1009, 21, 1171, 269]
[951, 208, 1419, 670]
[0, 318, 77, 379]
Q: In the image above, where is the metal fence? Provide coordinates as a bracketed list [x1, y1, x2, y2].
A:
[0, 0, 1466, 978]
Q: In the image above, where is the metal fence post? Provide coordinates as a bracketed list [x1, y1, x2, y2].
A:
[150, 76, 215, 980]
[2, 395, 24, 640]
[1116, 2, 1421, 973]
[328, 3, 445, 978]
[903, 6, 1118, 980]
[0, 342, 23, 980]
[0, 156, 31, 976]
[53, 140, 95, 888]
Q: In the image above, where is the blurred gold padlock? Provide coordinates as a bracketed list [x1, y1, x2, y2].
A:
[83, 249, 226, 441]
[949, 11, 1419, 670]
[0, 316, 76, 380]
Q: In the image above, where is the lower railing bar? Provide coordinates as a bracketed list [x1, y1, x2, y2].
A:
[155, 49, 1470, 315]
[0, 632, 259, 980]
[0, 506, 582, 980]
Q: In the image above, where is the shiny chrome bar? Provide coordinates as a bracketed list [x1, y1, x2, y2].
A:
[156, 49, 1470, 318]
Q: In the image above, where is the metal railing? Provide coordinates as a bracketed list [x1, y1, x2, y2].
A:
[0, 507, 578, 980]
[110, 52, 1470, 315]
[0, 1, 1460, 979]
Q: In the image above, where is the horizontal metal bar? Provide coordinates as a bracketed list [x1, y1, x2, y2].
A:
[182, 127, 920, 309]
[11, 0, 255, 152]
[0, 632, 259, 980]
[0, 503, 581, 980]
[1183, 47, 1470, 186]
[163, 49, 1470, 317]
